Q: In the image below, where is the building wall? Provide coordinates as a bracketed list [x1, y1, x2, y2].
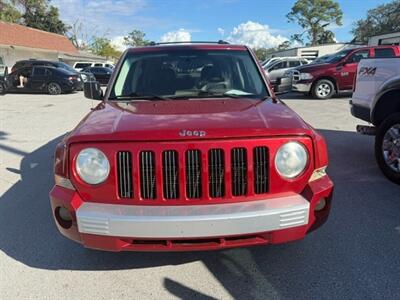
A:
[368, 32, 400, 46]
[267, 43, 362, 59]
[0, 45, 58, 71]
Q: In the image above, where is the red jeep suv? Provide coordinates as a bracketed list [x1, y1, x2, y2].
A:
[292, 45, 400, 99]
[49, 42, 334, 252]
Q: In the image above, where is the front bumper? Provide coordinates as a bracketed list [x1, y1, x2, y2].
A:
[292, 81, 312, 93]
[50, 175, 333, 251]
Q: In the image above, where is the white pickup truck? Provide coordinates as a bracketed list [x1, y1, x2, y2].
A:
[351, 57, 400, 184]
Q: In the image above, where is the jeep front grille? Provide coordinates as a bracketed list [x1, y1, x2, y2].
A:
[116, 145, 269, 201]
[186, 150, 202, 199]
[139, 151, 157, 199]
[231, 148, 247, 196]
[117, 151, 133, 198]
[163, 150, 179, 199]
[254, 147, 269, 194]
[208, 149, 225, 198]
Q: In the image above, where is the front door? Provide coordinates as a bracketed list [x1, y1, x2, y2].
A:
[29, 67, 49, 91]
[336, 49, 370, 90]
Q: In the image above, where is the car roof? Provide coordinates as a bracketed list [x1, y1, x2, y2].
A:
[127, 43, 248, 53]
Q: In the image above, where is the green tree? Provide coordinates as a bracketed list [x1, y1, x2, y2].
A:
[16, 0, 69, 34]
[287, 0, 342, 46]
[352, 0, 400, 44]
[0, 0, 21, 22]
[123, 29, 150, 47]
[317, 30, 336, 44]
[90, 37, 122, 59]
[277, 41, 291, 50]
[253, 47, 277, 61]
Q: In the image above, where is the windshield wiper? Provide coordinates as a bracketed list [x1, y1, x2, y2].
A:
[197, 91, 244, 98]
[109, 92, 170, 101]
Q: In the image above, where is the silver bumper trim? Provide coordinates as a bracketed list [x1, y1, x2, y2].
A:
[292, 82, 312, 93]
[76, 195, 310, 238]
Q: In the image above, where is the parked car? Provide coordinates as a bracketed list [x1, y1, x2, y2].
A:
[73, 61, 114, 72]
[264, 57, 310, 84]
[0, 65, 80, 95]
[81, 66, 113, 84]
[0, 55, 8, 77]
[50, 42, 333, 252]
[351, 56, 400, 184]
[11, 59, 91, 90]
[292, 45, 400, 99]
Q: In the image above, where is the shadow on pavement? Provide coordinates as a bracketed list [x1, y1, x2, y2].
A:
[279, 92, 352, 101]
[1, 129, 400, 298]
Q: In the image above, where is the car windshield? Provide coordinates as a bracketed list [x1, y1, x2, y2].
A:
[109, 49, 269, 100]
[325, 49, 353, 63]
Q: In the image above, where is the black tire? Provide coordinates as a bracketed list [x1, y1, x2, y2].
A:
[312, 79, 335, 99]
[47, 82, 62, 95]
[375, 112, 400, 184]
[0, 83, 5, 95]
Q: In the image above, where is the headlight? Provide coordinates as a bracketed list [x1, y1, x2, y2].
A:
[81, 74, 88, 81]
[275, 142, 308, 179]
[299, 73, 313, 80]
[76, 148, 110, 184]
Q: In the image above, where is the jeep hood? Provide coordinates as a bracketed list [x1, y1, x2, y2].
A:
[68, 99, 313, 143]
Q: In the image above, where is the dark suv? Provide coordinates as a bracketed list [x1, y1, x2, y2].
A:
[0, 65, 80, 95]
[11, 59, 94, 90]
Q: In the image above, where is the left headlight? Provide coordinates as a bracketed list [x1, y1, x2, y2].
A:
[275, 142, 308, 179]
[76, 148, 110, 184]
[299, 73, 313, 80]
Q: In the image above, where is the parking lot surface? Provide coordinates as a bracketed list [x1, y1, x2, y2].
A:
[1, 92, 400, 299]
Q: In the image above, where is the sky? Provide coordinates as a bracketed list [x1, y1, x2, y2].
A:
[52, 0, 392, 51]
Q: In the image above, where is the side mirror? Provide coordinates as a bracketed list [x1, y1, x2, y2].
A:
[84, 81, 103, 100]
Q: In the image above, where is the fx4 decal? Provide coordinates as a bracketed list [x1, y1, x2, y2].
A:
[358, 67, 377, 76]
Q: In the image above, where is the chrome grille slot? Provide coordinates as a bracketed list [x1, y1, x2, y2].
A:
[117, 151, 133, 198]
[186, 150, 202, 199]
[162, 150, 179, 199]
[253, 147, 269, 194]
[208, 149, 225, 198]
[231, 148, 247, 196]
[140, 151, 157, 199]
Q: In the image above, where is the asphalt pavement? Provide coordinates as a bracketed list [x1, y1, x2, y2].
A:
[0, 91, 399, 299]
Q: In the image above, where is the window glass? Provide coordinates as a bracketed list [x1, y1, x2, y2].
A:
[347, 50, 369, 63]
[270, 61, 286, 71]
[75, 63, 92, 69]
[375, 48, 396, 58]
[94, 63, 103, 67]
[33, 67, 47, 76]
[289, 61, 301, 67]
[111, 49, 268, 99]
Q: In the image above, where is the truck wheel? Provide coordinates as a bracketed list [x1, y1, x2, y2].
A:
[312, 79, 335, 99]
[0, 83, 5, 95]
[375, 113, 400, 184]
[47, 82, 62, 95]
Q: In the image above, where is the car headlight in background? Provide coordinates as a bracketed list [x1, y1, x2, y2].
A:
[81, 74, 88, 82]
[76, 148, 110, 184]
[299, 73, 313, 80]
[275, 142, 308, 179]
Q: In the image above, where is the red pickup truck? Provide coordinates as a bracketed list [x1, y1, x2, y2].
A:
[292, 46, 400, 99]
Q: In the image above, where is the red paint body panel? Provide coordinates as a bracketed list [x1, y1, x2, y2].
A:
[50, 43, 334, 251]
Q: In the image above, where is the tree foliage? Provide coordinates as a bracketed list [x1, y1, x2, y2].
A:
[0, 0, 21, 22]
[287, 0, 342, 45]
[90, 37, 122, 59]
[123, 29, 150, 47]
[352, 0, 400, 44]
[0, 0, 68, 34]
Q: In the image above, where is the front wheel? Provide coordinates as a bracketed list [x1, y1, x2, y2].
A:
[47, 82, 62, 95]
[375, 113, 400, 184]
[312, 79, 335, 99]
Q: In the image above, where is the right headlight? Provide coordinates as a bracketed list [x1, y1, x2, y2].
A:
[76, 148, 110, 185]
[299, 73, 313, 80]
[275, 142, 308, 179]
